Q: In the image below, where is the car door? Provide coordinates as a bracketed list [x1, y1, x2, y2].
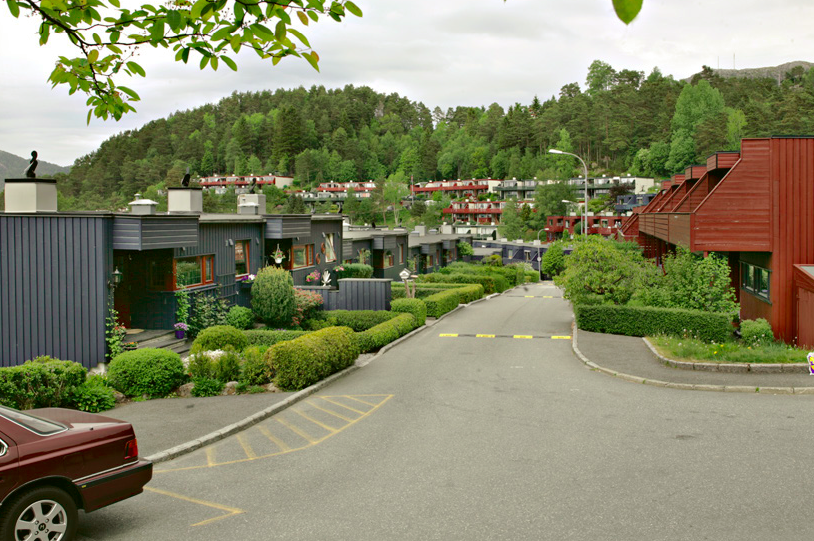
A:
[0, 430, 19, 502]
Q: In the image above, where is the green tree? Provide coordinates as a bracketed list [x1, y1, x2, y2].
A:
[343, 188, 359, 223]
[282, 194, 307, 214]
[251, 266, 296, 328]
[383, 171, 410, 224]
[540, 241, 566, 277]
[498, 199, 523, 241]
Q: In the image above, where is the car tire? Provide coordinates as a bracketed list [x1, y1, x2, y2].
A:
[0, 486, 78, 541]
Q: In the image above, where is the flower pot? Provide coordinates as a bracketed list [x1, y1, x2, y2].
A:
[175, 329, 185, 339]
[274, 257, 284, 265]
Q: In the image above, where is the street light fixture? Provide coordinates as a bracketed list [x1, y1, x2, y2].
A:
[549, 149, 589, 236]
[537, 228, 545, 278]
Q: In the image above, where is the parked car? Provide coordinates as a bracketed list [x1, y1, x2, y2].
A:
[0, 405, 152, 541]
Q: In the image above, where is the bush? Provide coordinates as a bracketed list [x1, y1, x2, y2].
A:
[293, 288, 324, 327]
[574, 304, 732, 343]
[419, 273, 507, 294]
[453, 284, 485, 304]
[320, 310, 399, 331]
[188, 291, 231, 338]
[266, 326, 359, 391]
[0, 358, 87, 410]
[391, 298, 427, 327]
[243, 329, 310, 347]
[191, 325, 248, 353]
[741, 318, 774, 347]
[225, 306, 255, 330]
[191, 377, 225, 397]
[252, 266, 296, 328]
[108, 348, 186, 398]
[303, 317, 338, 330]
[240, 346, 273, 385]
[356, 313, 417, 353]
[336, 263, 374, 279]
[423, 289, 462, 318]
[70, 383, 116, 413]
[187, 348, 242, 382]
[541, 241, 566, 277]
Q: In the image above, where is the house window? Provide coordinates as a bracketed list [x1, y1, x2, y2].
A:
[235, 240, 250, 277]
[175, 255, 215, 289]
[399, 243, 405, 264]
[741, 262, 771, 302]
[148, 259, 172, 291]
[427, 254, 434, 267]
[292, 245, 314, 269]
[324, 233, 337, 262]
[383, 250, 394, 268]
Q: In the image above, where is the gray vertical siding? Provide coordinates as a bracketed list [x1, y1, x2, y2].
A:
[0, 215, 111, 368]
[300, 279, 392, 311]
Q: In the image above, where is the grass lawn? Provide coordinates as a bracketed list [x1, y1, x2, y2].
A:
[649, 335, 809, 364]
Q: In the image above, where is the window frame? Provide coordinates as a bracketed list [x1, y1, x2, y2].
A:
[174, 255, 215, 290]
[324, 233, 337, 263]
[399, 243, 405, 264]
[740, 261, 771, 302]
[383, 250, 394, 269]
[235, 239, 250, 278]
[291, 244, 315, 269]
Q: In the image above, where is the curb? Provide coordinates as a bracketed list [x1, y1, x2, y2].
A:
[570, 324, 814, 395]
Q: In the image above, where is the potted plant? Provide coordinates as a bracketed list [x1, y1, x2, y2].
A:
[272, 244, 286, 265]
[123, 341, 138, 351]
[173, 322, 188, 339]
[305, 270, 321, 283]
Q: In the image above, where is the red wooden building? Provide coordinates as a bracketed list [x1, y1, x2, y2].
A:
[619, 137, 814, 346]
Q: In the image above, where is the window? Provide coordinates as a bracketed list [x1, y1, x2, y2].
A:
[741, 262, 771, 302]
[148, 259, 172, 290]
[292, 245, 314, 269]
[324, 233, 337, 262]
[399, 243, 405, 264]
[427, 254, 434, 267]
[384, 250, 394, 268]
[235, 240, 250, 277]
[174, 255, 214, 289]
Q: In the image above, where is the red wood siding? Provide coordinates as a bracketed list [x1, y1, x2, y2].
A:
[668, 213, 692, 247]
[797, 288, 814, 348]
[740, 289, 773, 325]
[708, 152, 740, 170]
[684, 165, 706, 180]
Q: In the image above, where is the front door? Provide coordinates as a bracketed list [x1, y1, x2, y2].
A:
[113, 254, 131, 328]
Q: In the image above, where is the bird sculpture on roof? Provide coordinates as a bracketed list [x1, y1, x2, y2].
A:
[24, 150, 38, 178]
[249, 177, 258, 194]
[181, 167, 190, 187]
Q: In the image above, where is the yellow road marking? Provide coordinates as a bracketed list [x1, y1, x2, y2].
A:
[293, 409, 339, 433]
[439, 333, 458, 337]
[542, 296, 554, 298]
[476, 334, 495, 338]
[321, 396, 367, 414]
[524, 295, 535, 298]
[144, 486, 244, 527]
[513, 335, 533, 339]
[276, 416, 319, 443]
[257, 425, 290, 452]
[236, 433, 256, 459]
[551, 335, 572, 340]
[205, 447, 216, 467]
[308, 400, 356, 422]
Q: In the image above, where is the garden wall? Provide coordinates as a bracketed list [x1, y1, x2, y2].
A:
[299, 278, 392, 311]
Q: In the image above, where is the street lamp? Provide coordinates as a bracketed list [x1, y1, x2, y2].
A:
[537, 228, 545, 277]
[549, 149, 589, 236]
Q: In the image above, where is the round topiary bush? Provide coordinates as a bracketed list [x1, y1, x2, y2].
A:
[252, 266, 296, 328]
[191, 325, 248, 353]
[108, 348, 186, 398]
[226, 305, 255, 330]
[741, 318, 774, 347]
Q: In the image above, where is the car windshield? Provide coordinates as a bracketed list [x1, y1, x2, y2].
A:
[0, 405, 66, 435]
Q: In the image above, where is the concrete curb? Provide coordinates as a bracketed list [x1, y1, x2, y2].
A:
[570, 323, 814, 395]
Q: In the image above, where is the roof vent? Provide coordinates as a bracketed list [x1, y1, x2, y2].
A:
[129, 193, 158, 215]
[3, 178, 57, 213]
[167, 187, 203, 214]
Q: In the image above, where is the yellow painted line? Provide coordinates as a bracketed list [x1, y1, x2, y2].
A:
[513, 335, 533, 339]
[542, 296, 554, 298]
[205, 447, 217, 467]
[277, 416, 319, 443]
[293, 408, 339, 433]
[308, 400, 356, 422]
[236, 433, 257, 459]
[342, 395, 381, 407]
[144, 486, 245, 527]
[476, 334, 495, 338]
[257, 425, 291, 452]
[439, 333, 458, 337]
[524, 295, 535, 298]
[321, 396, 367, 414]
[551, 335, 572, 340]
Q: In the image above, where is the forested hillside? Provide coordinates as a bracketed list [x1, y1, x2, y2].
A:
[50, 60, 814, 211]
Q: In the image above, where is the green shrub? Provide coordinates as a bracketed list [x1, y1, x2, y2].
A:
[225, 306, 255, 330]
[191, 377, 224, 397]
[574, 304, 732, 343]
[390, 298, 427, 327]
[356, 313, 417, 353]
[188, 291, 230, 338]
[741, 318, 774, 347]
[252, 266, 296, 328]
[108, 348, 186, 398]
[240, 346, 273, 385]
[215, 348, 242, 382]
[235, 382, 266, 394]
[266, 326, 359, 391]
[423, 289, 461, 317]
[0, 358, 87, 410]
[243, 329, 310, 347]
[541, 242, 566, 277]
[293, 288, 324, 327]
[419, 273, 507, 294]
[187, 348, 241, 382]
[453, 284, 485, 304]
[336, 263, 374, 279]
[70, 383, 116, 413]
[320, 310, 399, 331]
[191, 325, 248, 353]
[303, 317, 338, 331]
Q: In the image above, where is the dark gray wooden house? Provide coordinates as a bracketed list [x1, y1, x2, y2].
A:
[342, 228, 410, 280]
[407, 225, 473, 274]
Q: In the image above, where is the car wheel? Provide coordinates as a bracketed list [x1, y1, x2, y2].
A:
[0, 486, 77, 541]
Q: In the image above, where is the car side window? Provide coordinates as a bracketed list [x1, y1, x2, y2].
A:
[0, 436, 8, 458]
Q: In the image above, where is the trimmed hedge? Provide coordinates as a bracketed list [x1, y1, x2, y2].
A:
[336, 263, 374, 279]
[108, 348, 186, 398]
[225, 306, 255, 330]
[0, 357, 86, 410]
[243, 329, 310, 347]
[391, 298, 427, 327]
[418, 272, 508, 294]
[191, 325, 248, 353]
[266, 326, 359, 391]
[453, 284, 485, 304]
[320, 310, 399, 331]
[356, 313, 417, 353]
[574, 304, 732, 343]
[424, 289, 462, 317]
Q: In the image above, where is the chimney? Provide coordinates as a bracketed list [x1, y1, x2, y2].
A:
[167, 187, 203, 213]
[413, 225, 426, 236]
[129, 193, 158, 215]
[441, 224, 453, 234]
[3, 178, 57, 213]
[238, 193, 266, 215]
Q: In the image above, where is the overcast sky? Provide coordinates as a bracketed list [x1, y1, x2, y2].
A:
[1, 0, 812, 167]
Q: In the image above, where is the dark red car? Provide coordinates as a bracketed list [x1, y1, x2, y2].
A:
[0, 405, 152, 541]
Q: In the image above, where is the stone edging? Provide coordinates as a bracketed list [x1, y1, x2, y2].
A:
[570, 323, 814, 395]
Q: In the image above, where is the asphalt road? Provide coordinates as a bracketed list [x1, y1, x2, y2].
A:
[78, 282, 814, 540]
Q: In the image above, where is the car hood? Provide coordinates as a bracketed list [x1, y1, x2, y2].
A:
[29, 408, 128, 429]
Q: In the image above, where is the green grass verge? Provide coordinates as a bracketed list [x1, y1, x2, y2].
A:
[649, 335, 808, 364]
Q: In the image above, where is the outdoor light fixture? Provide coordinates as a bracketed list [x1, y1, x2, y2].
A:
[549, 149, 589, 235]
[109, 267, 123, 289]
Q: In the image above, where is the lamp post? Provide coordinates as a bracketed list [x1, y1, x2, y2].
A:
[537, 228, 545, 277]
[549, 149, 589, 236]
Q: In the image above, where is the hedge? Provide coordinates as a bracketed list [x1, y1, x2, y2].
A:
[243, 329, 310, 347]
[320, 310, 399, 331]
[423, 289, 462, 317]
[191, 325, 248, 353]
[108, 348, 187, 398]
[336, 263, 374, 279]
[574, 304, 732, 343]
[418, 273, 508, 294]
[356, 313, 418, 353]
[266, 326, 359, 391]
[453, 284, 485, 304]
[0, 357, 86, 410]
[390, 298, 427, 327]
